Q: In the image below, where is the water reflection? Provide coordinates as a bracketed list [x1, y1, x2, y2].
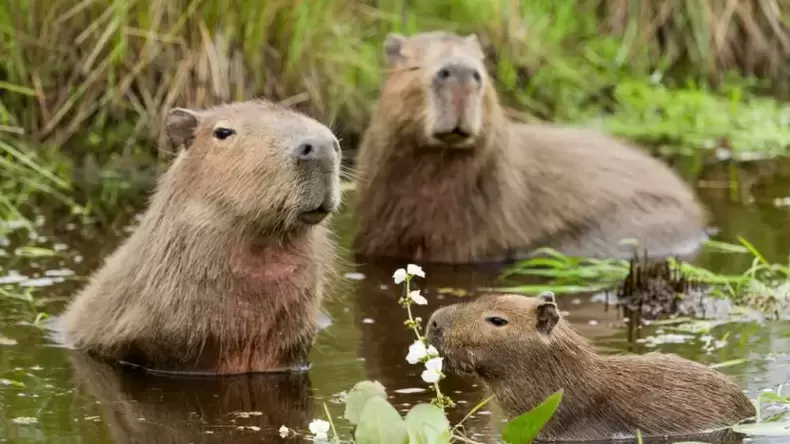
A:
[67, 352, 314, 443]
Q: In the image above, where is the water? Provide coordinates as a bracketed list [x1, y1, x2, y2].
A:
[1, 156, 790, 443]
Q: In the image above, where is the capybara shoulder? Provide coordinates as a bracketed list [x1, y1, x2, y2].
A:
[352, 30, 706, 264]
[61, 99, 342, 374]
[426, 294, 755, 441]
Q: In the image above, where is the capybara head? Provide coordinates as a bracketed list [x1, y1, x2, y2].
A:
[382, 31, 491, 149]
[165, 100, 342, 229]
[426, 293, 560, 377]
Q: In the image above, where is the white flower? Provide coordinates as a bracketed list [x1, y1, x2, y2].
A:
[278, 425, 289, 438]
[408, 290, 427, 305]
[407, 264, 425, 278]
[421, 357, 443, 384]
[426, 345, 439, 358]
[406, 340, 428, 364]
[407, 341, 440, 364]
[393, 268, 407, 284]
[308, 419, 330, 440]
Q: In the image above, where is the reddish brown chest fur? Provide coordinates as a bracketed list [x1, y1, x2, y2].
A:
[353, 151, 502, 263]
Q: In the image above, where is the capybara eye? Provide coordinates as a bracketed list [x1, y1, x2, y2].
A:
[472, 70, 482, 83]
[213, 127, 236, 140]
[438, 68, 451, 80]
[486, 316, 508, 327]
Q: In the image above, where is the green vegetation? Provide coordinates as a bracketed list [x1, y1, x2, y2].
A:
[3, 0, 790, 221]
[499, 237, 790, 318]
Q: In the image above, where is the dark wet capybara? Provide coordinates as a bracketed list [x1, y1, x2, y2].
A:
[426, 293, 755, 441]
[352, 30, 707, 264]
[61, 100, 341, 374]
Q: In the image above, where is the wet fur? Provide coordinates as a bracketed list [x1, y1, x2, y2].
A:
[61, 100, 340, 374]
[427, 295, 756, 441]
[353, 31, 706, 264]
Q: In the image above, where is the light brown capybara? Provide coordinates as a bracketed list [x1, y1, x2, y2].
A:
[426, 293, 756, 441]
[60, 100, 341, 375]
[352, 30, 707, 264]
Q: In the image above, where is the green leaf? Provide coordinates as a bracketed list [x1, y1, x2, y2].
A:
[732, 420, 790, 436]
[344, 380, 388, 425]
[404, 403, 451, 444]
[502, 389, 563, 444]
[13, 246, 58, 258]
[709, 358, 747, 369]
[354, 396, 409, 444]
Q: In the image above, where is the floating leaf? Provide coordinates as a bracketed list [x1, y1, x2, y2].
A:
[502, 389, 563, 444]
[344, 380, 387, 425]
[13, 246, 58, 258]
[404, 403, 451, 444]
[0, 378, 25, 388]
[354, 396, 408, 444]
[0, 335, 18, 346]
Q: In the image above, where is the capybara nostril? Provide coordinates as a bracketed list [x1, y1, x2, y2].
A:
[434, 63, 480, 85]
[292, 138, 336, 164]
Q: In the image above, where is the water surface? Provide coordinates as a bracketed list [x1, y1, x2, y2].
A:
[1, 156, 790, 443]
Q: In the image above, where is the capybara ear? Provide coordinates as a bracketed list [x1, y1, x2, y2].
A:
[465, 33, 484, 55]
[538, 291, 556, 304]
[384, 33, 408, 67]
[166, 108, 201, 151]
[535, 302, 559, 335]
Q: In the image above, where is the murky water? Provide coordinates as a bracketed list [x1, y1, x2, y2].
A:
[1, 155, 790, 443]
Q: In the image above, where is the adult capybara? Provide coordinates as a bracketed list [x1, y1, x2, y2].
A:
[60, 100, 342, 374]
[426, 294, 755, 441]
[352, 31, 707, 264]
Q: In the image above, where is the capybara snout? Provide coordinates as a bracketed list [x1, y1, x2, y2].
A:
[430, 57, 484, 145]
[290, 133, 342, 225]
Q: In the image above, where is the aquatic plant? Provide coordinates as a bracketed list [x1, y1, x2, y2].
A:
[498, 237, 790, 318]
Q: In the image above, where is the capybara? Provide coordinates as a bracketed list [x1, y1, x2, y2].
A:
[426, 294, 756, 441]
[60, 100, 341, 374]
[352, 30, 707, 264]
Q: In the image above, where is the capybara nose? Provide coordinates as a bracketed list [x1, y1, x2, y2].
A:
[434, 63, 481, 85]
[292, 138, 339, 168]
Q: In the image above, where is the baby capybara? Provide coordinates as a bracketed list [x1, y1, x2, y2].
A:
[426, 293, 755, 441]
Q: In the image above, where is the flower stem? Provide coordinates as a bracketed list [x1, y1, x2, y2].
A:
[404, 277, 423, 339]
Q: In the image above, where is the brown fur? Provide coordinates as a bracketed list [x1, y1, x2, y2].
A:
[352, 31, 707, 264]
[426, 294, 756, 441]
[60, 99, 342, 374]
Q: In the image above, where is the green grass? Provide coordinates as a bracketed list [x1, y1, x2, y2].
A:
[2, 0, 790, 218]
[498, 237, 790, 317]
